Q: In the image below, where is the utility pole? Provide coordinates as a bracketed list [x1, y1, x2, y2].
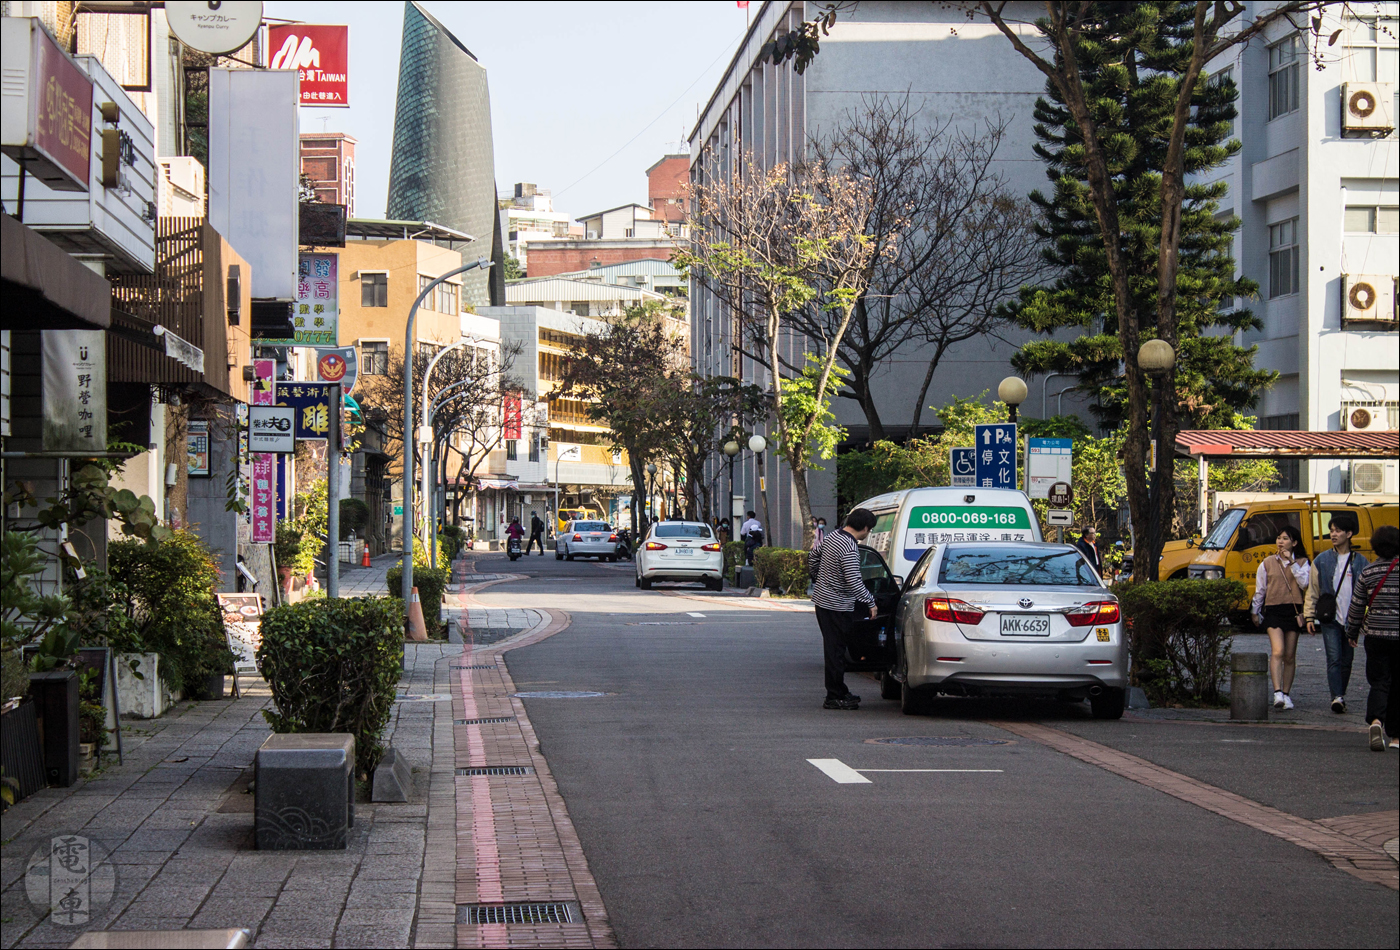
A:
[327, 383, 341, 598]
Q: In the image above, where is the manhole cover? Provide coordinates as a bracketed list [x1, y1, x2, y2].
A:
[513, 690, 607, 699]
[866, 736, 1009, 747]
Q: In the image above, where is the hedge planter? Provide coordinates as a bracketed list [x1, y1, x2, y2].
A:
[0, 700, 47, 803]
[115, 653, 181, 719]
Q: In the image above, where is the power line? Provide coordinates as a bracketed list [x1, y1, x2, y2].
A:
[553, 28, 743, 199]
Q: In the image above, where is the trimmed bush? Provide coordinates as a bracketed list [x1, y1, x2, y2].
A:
[257, 596, 404, 774]
[722, 541, 746, 584]
[385, 564, 450, 638]
[754, 547, 811, 596]
[339, 498, 371, 540]
[1116, 579, 1245, 706]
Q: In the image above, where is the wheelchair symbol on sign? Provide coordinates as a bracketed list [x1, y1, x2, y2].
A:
[954, 452, 975, 475]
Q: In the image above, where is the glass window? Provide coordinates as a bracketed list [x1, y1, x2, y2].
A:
[1268, 34, 1301, 120]
[654, 523, 714, 539]
[418, 275, 434, 311]
[360, 341, 388, 375]
[360, 273, 387, 308]
[937, 546, 1102, 587]
[905, 545, 938, 590]
[1268, 218, 1299, 297]
[1202, 508, 1247, 549]
[1380, 206, 1400, 232]
[528, 432, 540, 462]
[506, 440, 517, 461]
[437, 282, 458, 314]
[1345, 205, 1400, 232]
[872, 510, 898, 534]
[572, 522, 610, 532]
[1233, 510, 1301, 551]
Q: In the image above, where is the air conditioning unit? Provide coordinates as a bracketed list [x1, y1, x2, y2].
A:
[1342, 274, 1396, 324]
[1341, 401, 1393, 432]
[1342, 82, 1396, 133]
[1350, 459, 1398, 495]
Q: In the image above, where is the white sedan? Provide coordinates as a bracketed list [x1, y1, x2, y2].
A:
[635, 521, 724, 591]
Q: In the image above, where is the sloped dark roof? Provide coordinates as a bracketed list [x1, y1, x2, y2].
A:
[1175, 429, 1398, 458]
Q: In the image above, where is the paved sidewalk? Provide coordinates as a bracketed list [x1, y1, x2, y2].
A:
[1, 642, 458, 949]
[337, 553, 404, 598]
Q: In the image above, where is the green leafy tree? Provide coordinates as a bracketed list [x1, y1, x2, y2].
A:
[503, 255, 524, 281]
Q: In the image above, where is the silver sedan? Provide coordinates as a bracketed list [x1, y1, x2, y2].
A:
[556, 521, 620, 561]
[890, 542, 1128, 719]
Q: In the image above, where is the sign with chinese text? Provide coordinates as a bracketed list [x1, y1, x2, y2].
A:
[315, 346, 357, 394]
[949, 447, 976, 487]
[187, 421, 210, 476]
[216, 593, 263, 677]
[293, 253, 338, 345]
[503, 392, 522, 440]
[268, 24, 350, 107]
[251, 454, 276, 543]
[41, 330, 105, 452]
[250, 359, 277, 405]
[274, 382, 335, 440]
[2, 19, 94, 192]
[973, 423, 1017, 491]
[249, 406, 295, 453]
[1026, 437, 1072, 499]
[901, 505, 1035, 561]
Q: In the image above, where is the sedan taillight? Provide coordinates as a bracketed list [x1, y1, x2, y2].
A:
[609, 534, 619, 542]
[644, 541, 667, 551]
[573, 534, 583, 541]
[1067, 601, 1121, 627]
[925, 597, 984, 625]
[701, 542, 721, 551]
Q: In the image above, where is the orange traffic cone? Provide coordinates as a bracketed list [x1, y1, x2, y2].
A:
[361, 544, 371, 568]
[407, 587, 428, 641]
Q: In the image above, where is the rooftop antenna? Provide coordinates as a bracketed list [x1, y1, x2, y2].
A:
[319, 117, 331, 133]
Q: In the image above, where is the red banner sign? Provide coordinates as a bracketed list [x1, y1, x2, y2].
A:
[268, 24, 349, 108]
[33, 24, 93, 189]
[251, 453, 276, 544]
[503, 393, 522, 441]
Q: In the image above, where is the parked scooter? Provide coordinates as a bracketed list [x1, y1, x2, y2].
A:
[507, 536, 522, 561]
[613, 528, 633, 561]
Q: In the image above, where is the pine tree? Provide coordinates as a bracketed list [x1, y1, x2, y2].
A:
[1003, 2, 1274, 430]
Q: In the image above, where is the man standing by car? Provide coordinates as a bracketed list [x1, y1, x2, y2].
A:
[741, 510, 763, 565]
[1076, 526, 1103, 576]
[1306, 513, 1368, 713]
[527, 511, 546, 556]
[808, 508, 878, 710]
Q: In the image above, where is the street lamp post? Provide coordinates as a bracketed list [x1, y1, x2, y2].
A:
[998, 376, 1028, 424]
[1139, 339, 1176, 583]
[748, 434, 768, 549]
[402, 257, 491, 604]
[723, 440, 740, 541]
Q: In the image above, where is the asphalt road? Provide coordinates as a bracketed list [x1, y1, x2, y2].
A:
[473, 551, 1399, 949]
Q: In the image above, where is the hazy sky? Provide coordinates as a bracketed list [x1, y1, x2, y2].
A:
[264, 1, 751, 221]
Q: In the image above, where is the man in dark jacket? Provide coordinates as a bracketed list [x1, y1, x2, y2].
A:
[1075, 527, 1103, 575]
[527, 512, 546, 555]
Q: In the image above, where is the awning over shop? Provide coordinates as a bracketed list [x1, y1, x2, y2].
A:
[476, 476, 518, 490]
[1175, 429, 1398, 460]
[1, 214, 111, 331]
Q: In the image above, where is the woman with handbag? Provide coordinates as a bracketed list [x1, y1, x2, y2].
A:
[1251, 525, 1311, 710]
[1344, 524, 1400, 751]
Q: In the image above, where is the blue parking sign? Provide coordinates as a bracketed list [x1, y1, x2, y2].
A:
[974, 423, 1018, 490]
[950, 447, 977, 487]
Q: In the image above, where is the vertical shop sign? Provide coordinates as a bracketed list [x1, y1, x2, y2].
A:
[294, 253, 338, 345]
[251, 359, 276, 406]
[502, 392, 522, 440]
[187, 421, 210, 477]
[41, 331, 106, 452]
[251, 453, 276, 544]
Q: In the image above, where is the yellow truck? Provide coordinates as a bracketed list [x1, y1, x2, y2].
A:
[556, 506, 604, 535]
[1175, 495, 1397, 617]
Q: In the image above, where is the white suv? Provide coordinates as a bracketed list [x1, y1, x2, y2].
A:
[635, 521, 724, 591]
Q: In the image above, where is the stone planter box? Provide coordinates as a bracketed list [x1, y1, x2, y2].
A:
[115, 654, 182, 719]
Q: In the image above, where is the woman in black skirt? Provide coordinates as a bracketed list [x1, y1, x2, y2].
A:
[1251, 524, 1312, 710]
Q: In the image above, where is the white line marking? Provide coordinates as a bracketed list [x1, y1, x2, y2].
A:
[856, 769, 1004, 773]
[807, 758, 872, 784]
[687, 612, 706, 617]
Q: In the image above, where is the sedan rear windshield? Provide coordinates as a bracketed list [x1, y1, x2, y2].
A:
[573, 522, 610, 532]
[939, 546, 1101, 586]
[654, 524, 714, 539]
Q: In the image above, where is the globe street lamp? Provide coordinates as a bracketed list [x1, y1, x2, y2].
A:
[748, 434, 769, 549]
[998, 376, 1029, 424]
[723, 440, 740, 541]
[1138, 339, 1176, 582]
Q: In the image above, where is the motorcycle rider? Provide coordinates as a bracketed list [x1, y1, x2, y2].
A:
[505, 516, 525, 556]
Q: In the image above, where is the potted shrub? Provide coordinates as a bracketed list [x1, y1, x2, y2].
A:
[274, 522, 302, 590]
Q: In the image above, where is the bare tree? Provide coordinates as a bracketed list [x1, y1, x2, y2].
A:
[809, 96, 1047, 441]
[679, 160, 887, 547]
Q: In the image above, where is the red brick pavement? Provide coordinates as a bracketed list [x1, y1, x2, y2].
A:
[448, 568, 617, 949]
[995, 720, 1399, 891]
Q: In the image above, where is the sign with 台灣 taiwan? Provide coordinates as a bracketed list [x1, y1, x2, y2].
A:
[973, 423, 1017, 490]
[268, 24, 350, 107]
[293, 253, 338, 345]
[901, 505, 1035, 561]
[274, 382, 335, 440]
[41, 331, 106, 452]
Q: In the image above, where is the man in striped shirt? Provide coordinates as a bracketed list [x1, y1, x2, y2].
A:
[807, 508, 878, 709]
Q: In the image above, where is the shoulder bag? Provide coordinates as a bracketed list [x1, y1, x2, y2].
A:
[1314, 554, 1357, 625]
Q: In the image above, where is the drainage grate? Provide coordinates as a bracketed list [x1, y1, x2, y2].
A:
[454, 717, 514, 725]
[458, 902, 578, 925]
[455, 766, 534, 776]
[451, 664, 497, 670]
[868, 736, 1009, 747]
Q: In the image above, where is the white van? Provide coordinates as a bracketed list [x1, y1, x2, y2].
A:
[851, 487, 1043, 580]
